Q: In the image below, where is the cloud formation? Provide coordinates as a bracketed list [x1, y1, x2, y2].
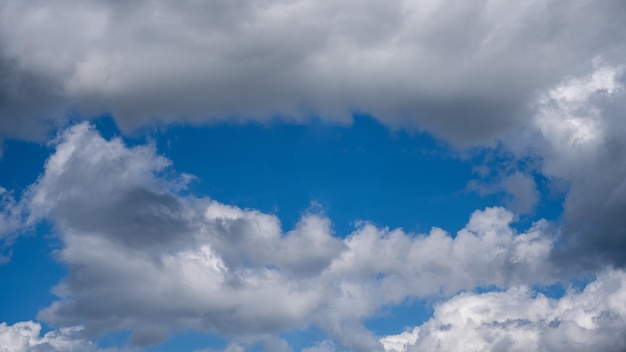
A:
[0, 321, 117, 352]
[1, 2, 625, 350]
[1, 0, 625, 145]
[381, 269, 626, 352]
[503, 63, 626, 269]
[4, 123, 557, 351]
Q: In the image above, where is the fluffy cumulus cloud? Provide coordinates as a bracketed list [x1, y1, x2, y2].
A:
[381, 269, 626, 352]
[1, 0, 625, 145]
[0, 321, 113, 352]
[0, 123, 556, 351]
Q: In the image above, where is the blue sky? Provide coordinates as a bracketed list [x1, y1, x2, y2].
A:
[1, 1, 626, 351]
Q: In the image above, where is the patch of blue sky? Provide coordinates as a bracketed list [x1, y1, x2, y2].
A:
[365, 297, 435, 336]
[0, 222, 65, 327]
[0, 138, 50, 193]
[531, 271, 597, 299]
[0, 138, 65, 329]
[467, 145, 565, 230]
[144, 115, 504, 237]
[79, 114, 563, 237]
[281, 326, 329, 351]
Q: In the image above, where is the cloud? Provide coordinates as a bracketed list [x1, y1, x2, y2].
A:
[504, 63, 626, 269]
[1, 0, 625, 146]
[467, 170, 540, 215]
[502, 172, 539, 214]
[380, 328, 419, 352]
[6, 123, 557, 351]
[0, 186, 28, 261]
[301, 340, 336, 352]
[381, 269, 626, 352]
[198, 344, 246, 352]
[0, 321, 129, 352]
[0, 51, 66, 144]
[1, 2, 624, 348]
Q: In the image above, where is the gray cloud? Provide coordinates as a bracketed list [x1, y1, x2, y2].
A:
[0, 49, 66, 143]
[1, 2, 625, 348]
[502, 172, 539, 214]
[1, 0, 625, 146]
[504, 64, 626, 269]
[467, 170, 540, 215]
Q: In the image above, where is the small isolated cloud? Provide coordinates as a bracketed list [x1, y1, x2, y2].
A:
[381, 269, 626, 352]
[468, 171, 540, 215]
[502, 172, 539, 214]
[1, 123, 558, 351]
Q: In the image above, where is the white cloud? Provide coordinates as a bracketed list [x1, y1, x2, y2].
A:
[531, 63, 624, 177]
[0, 321, 119, 352]
[380, 328, 419, 352]
[381, 269, 626, 352]
[6, 123, 557, 351]
[1, 0, 624, 146]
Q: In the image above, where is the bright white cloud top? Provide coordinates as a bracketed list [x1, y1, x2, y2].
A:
[1, 0, 626, 351]
[381, 269, 626, 352]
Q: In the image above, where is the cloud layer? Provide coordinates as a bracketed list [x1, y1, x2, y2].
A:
[1, 0, 625, 145]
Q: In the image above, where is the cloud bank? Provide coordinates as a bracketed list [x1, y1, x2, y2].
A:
[1, 0, 625, 145]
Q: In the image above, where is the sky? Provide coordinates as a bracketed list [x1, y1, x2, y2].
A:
[1, 0, 626, 351]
